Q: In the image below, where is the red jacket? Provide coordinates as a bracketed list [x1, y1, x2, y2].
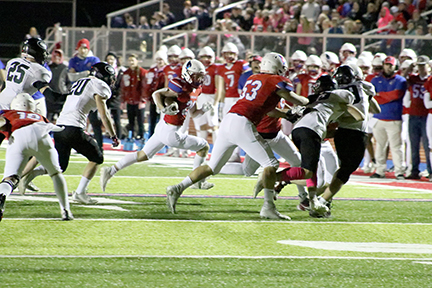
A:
[121, 66, 147, 104]
[144, 66, 165, 103]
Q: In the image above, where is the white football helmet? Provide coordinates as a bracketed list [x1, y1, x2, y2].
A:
[306, 55, 322, 76]
[320, 51, 339, 71]
[399, 48, 417, 63]
[179, 48, 195, 60]
[167, 45, 181, 56]
[359, 51, 374, 62]
[260, 52, 288, 76]
[181, 59, 206, 88]
[372, 53, 387, 66]
[357, 56, 372, 76]
[291, 50, 307, 62]
[400, 59, 414, 70]
[11, 93, 36, 113]
[198, 46, 215, 66]
[221, 42, 239, 63]
[339, 42, 357, 63]
[154, 50, 168, 64]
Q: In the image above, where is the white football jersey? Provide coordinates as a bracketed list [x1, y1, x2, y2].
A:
[294, 89, 355, 139]
[0, 58, 51, 109]
[56, 77, 111, 128]
[337, 80, 375, 131]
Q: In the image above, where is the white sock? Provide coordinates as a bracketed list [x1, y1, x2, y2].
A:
[52, 173, 69, 210]
[0, 182, 13, 197]
[116, 152, 138, 171]
[264, 188, 275, 203]
[109, 165, 118, 176]
[197, 130, 208, 140]
[179, 176, 193, 190]
[76, 177, 91, 194]
[193, 154, 205, 170]
[33, 165, 48, 176]
[219, 162, 244, 175]
[363, 150, 371, 167]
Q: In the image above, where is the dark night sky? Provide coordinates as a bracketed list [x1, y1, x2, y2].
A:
[0, 0, 184, 59]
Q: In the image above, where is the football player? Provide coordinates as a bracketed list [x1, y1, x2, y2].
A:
[313, 64, 380, 217]
[320, 51, 340, 75]
[294, 55, 324, 97]
[0, 93, 72, 221]
[166, 53, 309, 219]
[339, 42, 357, 64]
[256, 74, 364, 216]
[20, 62, 120, 204]
[194, 46, 219, 145]
[287, 50, 307, 81]
[100, 60, 214, 192]
[163, 45, 182, 87]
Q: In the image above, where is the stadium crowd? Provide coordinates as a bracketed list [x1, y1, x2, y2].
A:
[1, 0, 432, 220]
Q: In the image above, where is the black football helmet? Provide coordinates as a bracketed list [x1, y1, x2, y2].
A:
[312, 74, 338, 94]
[90, 62, 116, 88]
[333, 65, 356, 85]
[22, 38, 49, 65]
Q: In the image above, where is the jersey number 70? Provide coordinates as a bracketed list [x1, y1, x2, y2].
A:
[240, 80, 262, 101]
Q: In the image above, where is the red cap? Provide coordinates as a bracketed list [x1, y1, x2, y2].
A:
[384, 56, 396, 66]
[251, 55, 263, 62]
[76, 38, 90, 50]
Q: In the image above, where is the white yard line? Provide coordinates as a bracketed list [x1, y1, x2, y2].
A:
[0, 255, 432, 261]
[4, 218, 432, 225]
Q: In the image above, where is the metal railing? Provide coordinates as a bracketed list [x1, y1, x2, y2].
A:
[44, 26, 432, 68]
[212, 0, 250, 26]
[106, 0, 164, 28]
[162, 17, 198, 31]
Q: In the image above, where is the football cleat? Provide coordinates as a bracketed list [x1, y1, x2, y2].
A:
[260, 202, 291, 220]
[72, 191, 98, 204]
[18, 171, 38, 195]
[297, 198, 310, 211]
[166, 185, 182, 214]
[0, 194, 6, 222]
[100, 166, 113, 192]
[26, 181, 40, 192]
[311, 196, 329, 214]
[190, 180, 214, 190]
[309, 201, 332, 218]
[61, 209, 74, 221]
[253, 172, 264, 198]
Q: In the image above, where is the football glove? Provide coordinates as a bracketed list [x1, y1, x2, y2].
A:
[285, 106, 306, 123]
[111, 135, 120, 148]
[162, 102, 179, 115]
[201, 102, 213, 113]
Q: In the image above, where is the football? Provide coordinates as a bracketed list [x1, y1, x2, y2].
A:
[164, 97, 177, 108]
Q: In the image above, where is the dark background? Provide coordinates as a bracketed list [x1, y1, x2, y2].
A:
[0, 0, 186, 60]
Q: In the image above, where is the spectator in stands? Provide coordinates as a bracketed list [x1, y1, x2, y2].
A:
[153, 12, 167, 29]
[162, 3, 176, 25]
[402, 0, 416, 15]
[121, 54, 147, 141]
[243, 8, 255, 31]
[353, 19, 366, 33]
[138, 16, 150, 30]
[196, 2, 212, 30]
[271, 8, 289, 32]
[294, 16, 314, 53]
[105, 52, 124, 140]
[412, 9, 428, 33]
[362, 2, 378, 31]
[46, 49, 70, 122]
[426, 23, 432, 36]
[317, 5, 331, 27]
[405, 19, 416, 35]
[377, 6, 394, 32]
[340, 0, 354, 18]
[231, 6, 248, 30]
[124, 13, 137, 29]
[405, 55, 432, 179]
[183, 0, 194, 19]
[348, 1, 362, 21]
[370, 56, 407, 179]
[300, 0, 320, 22]
[0, 60, 6, 90]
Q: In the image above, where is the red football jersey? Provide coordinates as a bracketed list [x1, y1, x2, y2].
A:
[216, 60, 249, 98]
[256, 100, 283, 134]
[202, 63, 219, 94]
[164, 78, 196, 126]
[230, 74, 293, 126]
[1, 110, 48, 138]
[163, 64, 182, 84]
[293, 72, 322, 97]
[407, 73, 429, 117]
[422, 76, 432, 114]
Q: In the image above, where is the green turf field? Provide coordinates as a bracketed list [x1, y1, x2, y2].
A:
[1, 149, 432, 287]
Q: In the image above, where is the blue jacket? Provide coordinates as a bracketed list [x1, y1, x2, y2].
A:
[371, 73, 407, 121]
